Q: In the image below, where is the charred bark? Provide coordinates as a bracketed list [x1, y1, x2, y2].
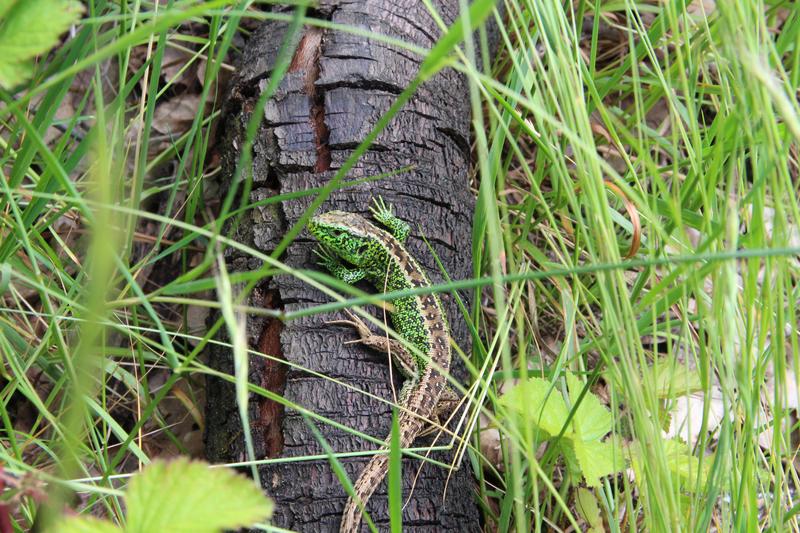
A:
[206, 2, 481, 531]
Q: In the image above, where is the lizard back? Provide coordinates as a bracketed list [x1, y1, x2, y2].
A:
[309, 210, 452, 532]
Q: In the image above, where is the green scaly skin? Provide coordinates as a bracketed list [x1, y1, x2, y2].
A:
[309, 199, 451, 533]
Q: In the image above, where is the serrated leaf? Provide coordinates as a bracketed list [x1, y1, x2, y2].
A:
[125, 458, 272, 533]
[51, 517, 122, 533]
[560, 438, 582, 480]
[499, 376, 569, 436]
[0, 0, 83, 88]
[566, 373, 614, 441]
[602, 360, 703, 399]
[570, 438, 625, 487]
[0, 58, 31, 87]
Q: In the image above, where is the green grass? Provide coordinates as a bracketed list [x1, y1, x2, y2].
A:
[1, 0, 799, 531]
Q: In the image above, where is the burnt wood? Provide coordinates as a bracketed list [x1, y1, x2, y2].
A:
[206, 2, 482, 530]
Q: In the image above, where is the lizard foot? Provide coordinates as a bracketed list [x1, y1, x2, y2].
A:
[326, 310, 417, 378]
[325, 310, 374, 345]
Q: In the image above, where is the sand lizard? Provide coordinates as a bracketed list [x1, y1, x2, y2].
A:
[309, 199, 456, 532]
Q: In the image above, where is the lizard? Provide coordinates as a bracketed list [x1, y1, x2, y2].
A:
[308, 198, 457, 533]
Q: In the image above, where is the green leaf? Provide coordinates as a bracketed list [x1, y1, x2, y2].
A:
[0, 0, 17, 20]
[52, 517, 122, 533]
[0, 56, 31, 88]
[499, 374, 622, 489]
[499, 376, 569, 436]
[662, 439, 709, 490]
[0, 0, 84, 89]
[575, 488, 604, 533]
[605, 360, 703, 399]
[125, 458, 272, 533]
[629, 439, 709, 493]
[567, 373, 614, 441]
[570, 438, 625, 488]
[648, 361, 703, 398]
[561, 435, 582, 479]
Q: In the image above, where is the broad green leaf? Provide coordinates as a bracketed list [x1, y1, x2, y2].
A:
[0, 0, 16, 20]
[575, 488, 604, 533]
[499, 376, 569, 436]
[125, 458, 272, 533]
[0, 0, 83, 88]
[53, 517, 122, 533]
[0, 57, 31, 88]
[566, 372, 614, 441]
[570, 438, 625, 488]
[561, 434, 582, 480]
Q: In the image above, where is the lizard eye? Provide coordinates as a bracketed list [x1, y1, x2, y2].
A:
[355, 244, 369, 255]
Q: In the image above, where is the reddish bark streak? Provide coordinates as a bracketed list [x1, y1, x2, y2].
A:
[256, 290, 286, 458]
[289, 27, 331, 173]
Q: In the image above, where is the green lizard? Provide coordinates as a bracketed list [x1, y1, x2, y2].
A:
[308, 198, 456, 533]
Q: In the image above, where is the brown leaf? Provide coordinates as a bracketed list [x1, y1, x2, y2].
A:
[152, 94, 205, 136]
[161, 47, 196, 87]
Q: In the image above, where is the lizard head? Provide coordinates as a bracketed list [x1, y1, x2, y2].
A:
[308, 210, 383, 268]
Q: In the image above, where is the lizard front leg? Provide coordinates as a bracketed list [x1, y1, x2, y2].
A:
[315, 246, 367, 284]
[370, 197, 410, 243]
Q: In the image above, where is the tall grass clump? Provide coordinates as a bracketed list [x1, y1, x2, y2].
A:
[466, 0, 800, 530]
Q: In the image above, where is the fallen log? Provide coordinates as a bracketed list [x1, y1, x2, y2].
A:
[206, 3, 482, 530]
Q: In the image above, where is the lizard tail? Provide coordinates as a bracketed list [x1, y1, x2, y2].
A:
[339, 412, 425, 533]
[340, 452, 388, 533]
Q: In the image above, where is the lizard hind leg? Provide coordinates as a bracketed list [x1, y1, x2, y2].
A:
[436, 384, 461, 417]
[370, 196, 410, 243]
[326, 310, 418, 379]
[417, 385, 461, 438]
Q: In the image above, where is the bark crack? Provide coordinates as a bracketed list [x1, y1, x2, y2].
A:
[289, 26, 331, 173]
[256, 289, 286, 458]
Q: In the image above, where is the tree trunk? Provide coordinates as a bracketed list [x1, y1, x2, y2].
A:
[206, 2, 480, 531]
